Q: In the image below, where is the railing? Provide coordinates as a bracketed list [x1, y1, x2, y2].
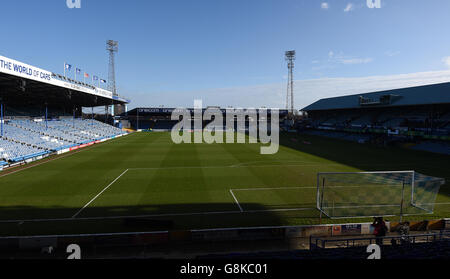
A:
[310, 230, 450, 250]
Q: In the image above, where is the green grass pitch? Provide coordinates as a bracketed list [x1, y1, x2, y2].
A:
[0, 132, 448, 236]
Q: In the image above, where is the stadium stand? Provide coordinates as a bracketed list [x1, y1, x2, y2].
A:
[0, 118, 126, 163]
[152, 120, 179, 130]
[410, 140, 450, 155]
[304, 130, 373, 143]
[120, 108, 290, 131]
[0, 138, 45, 162]
[301, 82, 450, 154]
[198, 241, 450, 259]
[0, 55, 130, 167]
[198, 230, 450, 259]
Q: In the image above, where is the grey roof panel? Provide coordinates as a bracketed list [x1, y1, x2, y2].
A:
[302, 82, 450, 111]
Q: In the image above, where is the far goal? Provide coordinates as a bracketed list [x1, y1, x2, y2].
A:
[316, 171, 444, 220]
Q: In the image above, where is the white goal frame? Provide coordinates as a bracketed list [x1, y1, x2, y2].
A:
[315, 170, 432, 221]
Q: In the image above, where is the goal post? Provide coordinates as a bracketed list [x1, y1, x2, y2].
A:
[316, 171, 444, 220]
[410, 172, 444, 214]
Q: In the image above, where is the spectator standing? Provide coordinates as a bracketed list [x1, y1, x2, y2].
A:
[372, 217, 388, 245]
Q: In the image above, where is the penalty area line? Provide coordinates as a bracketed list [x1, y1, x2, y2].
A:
[0, 207, 319, 223]
[229, 189, 244, 212]
[71, 169, 129, 219]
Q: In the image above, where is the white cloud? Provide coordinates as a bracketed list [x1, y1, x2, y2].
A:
[325, 51, 373, 65]
[321, 2, 329, 9]
[385, 50, 400, 57]
[344, 3, 354, 12]
[126, 70, 450, 110]
[340, 57, 373, 64]
[442, 56, 450, 68]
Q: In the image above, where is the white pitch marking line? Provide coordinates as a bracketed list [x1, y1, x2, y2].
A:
[230, 160, 310, 168]
[245, 207, 315, 213]
[71, 169, 129, 218]
[322, 204, 401, 209]
[229, 189, 244, 212]
[231, 185, 403, 191]
[0, 210, 243, 223]
[232, 187, 313, 191]
[127, 163, 339, 171]
[2, 202, 449, 223]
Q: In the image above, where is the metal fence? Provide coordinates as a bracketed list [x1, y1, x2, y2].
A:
[310, 230, 450, 250]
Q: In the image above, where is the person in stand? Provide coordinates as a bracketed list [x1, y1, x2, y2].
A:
[398, 221, 410, 245]
[372, 217, 388, 246]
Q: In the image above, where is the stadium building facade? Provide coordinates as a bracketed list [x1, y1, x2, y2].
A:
[301, 82, 450, 154]
[0, 55, 130, 169]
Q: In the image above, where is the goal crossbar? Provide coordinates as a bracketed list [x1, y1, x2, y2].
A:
[316, 171, 444, 220]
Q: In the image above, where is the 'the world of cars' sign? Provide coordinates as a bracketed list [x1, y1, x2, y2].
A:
[0, 55, 125, 102]
[0, 55, 53, 83]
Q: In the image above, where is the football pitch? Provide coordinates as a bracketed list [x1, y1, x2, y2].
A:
[0, 132, 449, 236]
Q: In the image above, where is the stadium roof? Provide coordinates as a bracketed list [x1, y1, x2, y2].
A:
[302, 82, 450, 112]
[0, 55, 130, 107]
[123, 107, 289, 117]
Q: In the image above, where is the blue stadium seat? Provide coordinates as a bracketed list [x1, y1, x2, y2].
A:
[0, 118, 127, 164]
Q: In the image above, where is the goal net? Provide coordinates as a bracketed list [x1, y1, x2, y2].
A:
[316, 171, 444, 219]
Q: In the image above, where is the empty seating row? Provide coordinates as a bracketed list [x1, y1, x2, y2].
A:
[0, 138, 47, 162]
[0, 118, 127, 164]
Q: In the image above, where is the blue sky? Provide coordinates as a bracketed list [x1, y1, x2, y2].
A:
[2, 0, 450, 109]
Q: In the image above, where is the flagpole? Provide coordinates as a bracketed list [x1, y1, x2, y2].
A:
[64, 62, 66, 77]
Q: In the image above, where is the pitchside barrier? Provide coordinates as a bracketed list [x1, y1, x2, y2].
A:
[310, 230, 450, 250]
[316, 171, 445, 221]
[0, 219, 446, 254]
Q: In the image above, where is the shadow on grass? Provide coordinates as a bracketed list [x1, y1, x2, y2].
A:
[278, 132, 450, 199]
[0, 202, 320, 237]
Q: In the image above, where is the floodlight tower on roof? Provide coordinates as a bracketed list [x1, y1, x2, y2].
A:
[285, 50, 295, 115]
[106, 40, 124, 117]
[107, 40, 118, 95]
